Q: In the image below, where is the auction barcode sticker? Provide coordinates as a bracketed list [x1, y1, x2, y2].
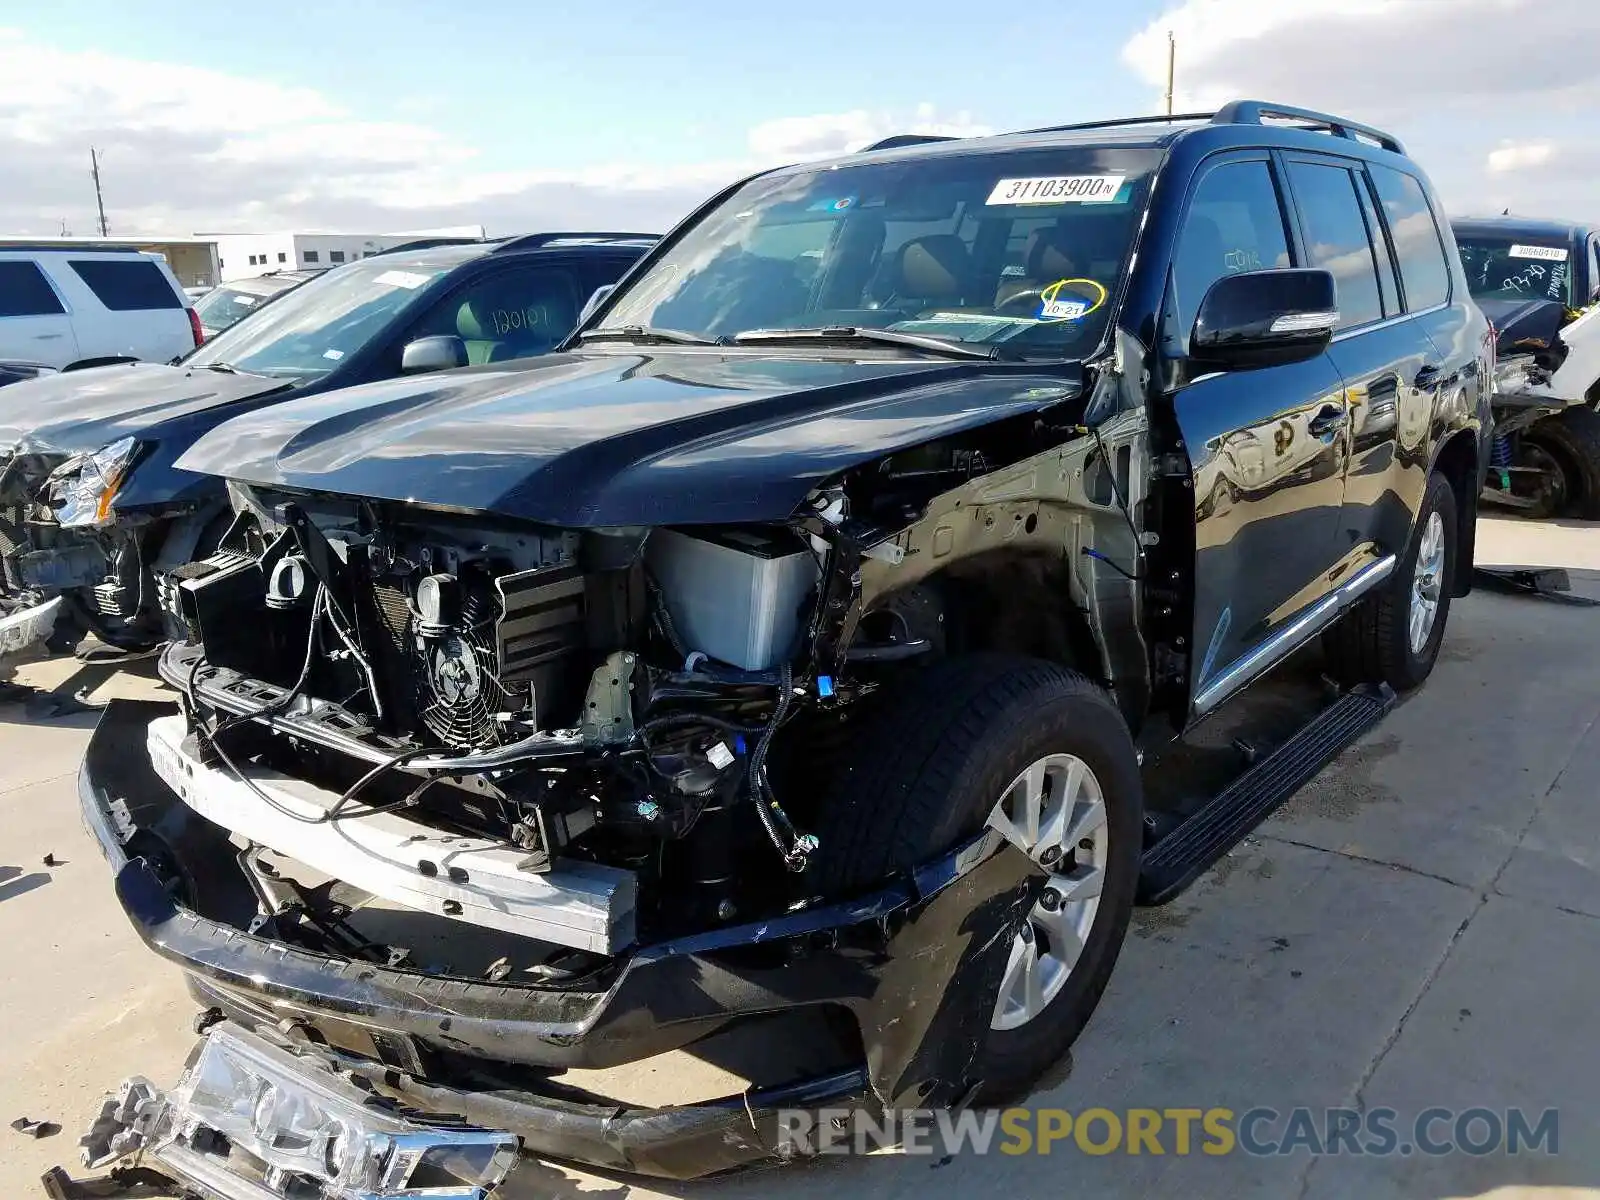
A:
[987, 175, 1126, 205]
[1510, 244, 1568, 261]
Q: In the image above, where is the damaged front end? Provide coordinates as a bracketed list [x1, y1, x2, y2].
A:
[76, 385, 1151, 1181]
[0, 438, 192, 664]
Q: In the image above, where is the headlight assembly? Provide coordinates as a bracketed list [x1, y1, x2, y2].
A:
[50, 436, 141, 527]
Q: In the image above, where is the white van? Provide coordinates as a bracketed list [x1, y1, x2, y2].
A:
[0, 247, 201, 371]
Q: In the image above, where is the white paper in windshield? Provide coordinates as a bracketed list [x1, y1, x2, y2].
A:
[235, 295, 257, 306]
[374, 269, 431, 289]
[1510, 244, 1568, 261]
[986, 175, 1125, 205]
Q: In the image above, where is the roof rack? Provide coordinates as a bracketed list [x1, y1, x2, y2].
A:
[861, 134, 961, 152]
[491, 232, 659, 254]
[1014, 112, 1215, 137]
[0, 243, 145, 254]
[1211, 100, 1404, 154]
[371, 237, 487, 256]
[1011, 101, 1404, 154]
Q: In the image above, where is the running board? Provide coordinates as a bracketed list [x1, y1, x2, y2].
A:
[1138, 684, 1396, 905]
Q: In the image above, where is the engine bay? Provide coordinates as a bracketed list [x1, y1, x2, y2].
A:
[157, 479, 864, 964]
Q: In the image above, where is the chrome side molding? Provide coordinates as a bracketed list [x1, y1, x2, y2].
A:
[1192, 554, 1397, 717]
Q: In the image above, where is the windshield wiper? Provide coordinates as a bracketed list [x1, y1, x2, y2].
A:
[577, 325, 716, 346]
[729, 326, 999, 361]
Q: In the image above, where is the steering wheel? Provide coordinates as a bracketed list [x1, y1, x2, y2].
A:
[996, 277, 1108, 321]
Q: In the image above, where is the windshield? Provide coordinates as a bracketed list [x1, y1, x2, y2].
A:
[1455, 233, 1574, 306]
[188, 259, 447, 379]
[596, 146, 1162, 356]
[193, 284, 280, 333]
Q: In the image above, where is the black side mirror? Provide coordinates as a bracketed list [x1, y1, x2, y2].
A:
[1191, 268, 1339, 369]
[400, 335, 468, 374]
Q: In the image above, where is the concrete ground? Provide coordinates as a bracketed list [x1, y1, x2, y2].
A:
[2, 516, 1598, 1199]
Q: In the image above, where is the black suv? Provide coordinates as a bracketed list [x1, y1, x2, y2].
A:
[0, 234, 653, 669]
[78, 103, 1488, 1190]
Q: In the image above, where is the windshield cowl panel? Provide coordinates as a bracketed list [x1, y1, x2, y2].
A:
[595, 146, 1162, 359]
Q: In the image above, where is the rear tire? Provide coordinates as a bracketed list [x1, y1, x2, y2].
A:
[1323, 472, 1456, 691]
[1526, 407, 1600, 519]
[810, 654, 1143, 1102]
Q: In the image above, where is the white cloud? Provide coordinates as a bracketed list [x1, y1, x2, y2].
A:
[1121, 0, 1600, 218]
[747, 105, 992, 161]
[1487, 141, 1556, 174]
[0, 29, 989, 238]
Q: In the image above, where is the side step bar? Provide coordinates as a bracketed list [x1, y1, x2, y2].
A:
[1138, 684, 1397, 905]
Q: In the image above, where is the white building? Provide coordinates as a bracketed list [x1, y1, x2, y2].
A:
[209, 227, 486, 282]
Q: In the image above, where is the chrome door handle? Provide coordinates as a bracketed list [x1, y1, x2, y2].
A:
[1309, 406, 1347, 437]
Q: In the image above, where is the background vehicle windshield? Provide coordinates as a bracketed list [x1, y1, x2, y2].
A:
[193, 284, 277, 333]
[1455, 233, 1574, 305]
[598, 146, 1162, 355]
[188, 259, 446, 379]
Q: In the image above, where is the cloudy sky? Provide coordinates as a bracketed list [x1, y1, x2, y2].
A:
[2, 0, 1594, 238]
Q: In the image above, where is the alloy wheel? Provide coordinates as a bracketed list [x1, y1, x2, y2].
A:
[986, 753, 1109, 1031]
[1409, 509, 1446, 655]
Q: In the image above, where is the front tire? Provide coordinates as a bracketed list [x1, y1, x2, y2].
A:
[809, 654, 1143, 1101]
[1525, 407, 1600, 520]
[1323, 471, 1457, 691]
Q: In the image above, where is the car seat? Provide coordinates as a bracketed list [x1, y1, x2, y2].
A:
[875, 234, 974, 311]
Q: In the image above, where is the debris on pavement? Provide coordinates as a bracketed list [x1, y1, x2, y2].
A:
[11, 1115, 60, 1138]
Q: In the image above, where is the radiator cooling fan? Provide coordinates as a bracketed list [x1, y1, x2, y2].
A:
[411, 572, 514, 750]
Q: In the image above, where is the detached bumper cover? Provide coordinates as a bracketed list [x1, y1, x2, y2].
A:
[79, 699, 1039, 1178]
[0, 594, 60, 664]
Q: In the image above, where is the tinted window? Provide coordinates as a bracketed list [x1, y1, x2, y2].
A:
[1589, 239, 1600, 304]
[304, 251, 319, 263]
[0, 260, 67, 317]
[1354, 177, 1400, 317]
[330, 251, 346, 263]
[597, 146, 1162, 357]
[69, 259, 181, 311]
[1286, 162, 1383, 330]
[409, 267, 580, 364]
[1369, 167, 1451, 311]
[1171, 158, 1292, 350]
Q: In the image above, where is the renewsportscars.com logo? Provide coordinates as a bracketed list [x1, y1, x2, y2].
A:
[777, 1106, 1560, 1159]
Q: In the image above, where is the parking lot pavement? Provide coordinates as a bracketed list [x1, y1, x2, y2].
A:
[2, 517, 1597, 1199]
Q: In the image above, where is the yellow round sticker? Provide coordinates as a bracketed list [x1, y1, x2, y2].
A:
[1038, 278, 1109, 322]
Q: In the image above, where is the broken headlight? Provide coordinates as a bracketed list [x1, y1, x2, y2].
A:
[50, 436, 141, 527]
[158, 1029, 519, 1197]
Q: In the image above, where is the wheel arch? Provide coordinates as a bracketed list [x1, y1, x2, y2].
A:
[1429, 429, 1479, 597]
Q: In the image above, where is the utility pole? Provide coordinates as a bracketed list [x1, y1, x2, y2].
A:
[1165, 31, 1176, 116]
[90, 147, 109, 237]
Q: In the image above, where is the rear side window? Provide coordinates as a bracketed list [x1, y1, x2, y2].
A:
[1171, 158, 1293, 351]
[69, 259, 182, 311]
[1285, 162, 1383, 330]
[1369, 167, 1451, 311]
[0, 260, 67, 317]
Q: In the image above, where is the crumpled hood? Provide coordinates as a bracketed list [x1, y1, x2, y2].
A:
[0, 362, 290, 457]
[178, 348, 1084, 526]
